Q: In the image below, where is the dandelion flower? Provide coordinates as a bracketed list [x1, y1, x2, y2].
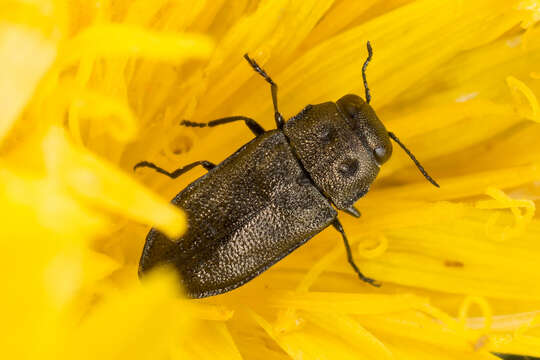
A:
[1, 0, 540, 359]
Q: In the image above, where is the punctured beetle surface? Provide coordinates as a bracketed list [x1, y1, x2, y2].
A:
[135, 42, 439, 298]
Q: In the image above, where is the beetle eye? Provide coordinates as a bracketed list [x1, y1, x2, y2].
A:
[373, 147, 387, 165]
[338, 158, 359, 177]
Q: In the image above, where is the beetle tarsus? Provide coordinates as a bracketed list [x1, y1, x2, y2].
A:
[134, 160, 216, 179]
[244, 53, 285, 129]
[181, 116, 265, 136]
[360, 276, 381, 288]
[332, 219, 380, 287]
[181, 120, 205, 128]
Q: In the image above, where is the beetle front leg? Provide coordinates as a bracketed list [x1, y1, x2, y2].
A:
[332, 219, 380, 287]
[243, 54, 285, 130]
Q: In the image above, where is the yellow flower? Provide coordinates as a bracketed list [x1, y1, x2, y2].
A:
[1, 0, 540, 359]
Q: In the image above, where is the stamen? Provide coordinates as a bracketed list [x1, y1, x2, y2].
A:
[506, 75, 540, 122]
[274, 308, 305, 334]
[297, 248, 342, 292]
[458, 296, 493, 333]
[357, 233, 388, 259]
[475, 187, 535, 242]
[458, 295, 493, 350]
[282, 247, 344, 333]
[514, 313, 540, 338]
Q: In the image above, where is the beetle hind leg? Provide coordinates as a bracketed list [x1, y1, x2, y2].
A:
[134, 160, 216, 179]
[332, 219, 381, 287]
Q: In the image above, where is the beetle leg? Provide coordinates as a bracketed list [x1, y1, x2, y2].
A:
[181, 116, 265, 137]
[332, 219, 381, 287]
[243, 54, 285, 130]
[133, 160, 216, 179]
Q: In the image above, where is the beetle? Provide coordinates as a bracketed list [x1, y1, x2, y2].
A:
[135, 42, 439, 298]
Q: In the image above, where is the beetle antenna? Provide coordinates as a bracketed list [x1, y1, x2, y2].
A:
[362, 41, 373, 104]
[388, 132, 440, 188]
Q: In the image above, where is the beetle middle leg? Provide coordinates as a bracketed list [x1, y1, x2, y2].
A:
[243, 54, 285, 130]
[133, 160, 216, 179]
[332, 219, 380, 287]
[181, 116, 265, 137]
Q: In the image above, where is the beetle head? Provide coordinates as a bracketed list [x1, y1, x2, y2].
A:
[337, 94, 392, 166]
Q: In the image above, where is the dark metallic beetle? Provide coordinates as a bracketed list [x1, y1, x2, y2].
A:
[135, 42, 438, 298]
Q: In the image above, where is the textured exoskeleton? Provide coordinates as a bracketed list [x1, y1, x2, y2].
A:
[136, 43, 438, 298]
